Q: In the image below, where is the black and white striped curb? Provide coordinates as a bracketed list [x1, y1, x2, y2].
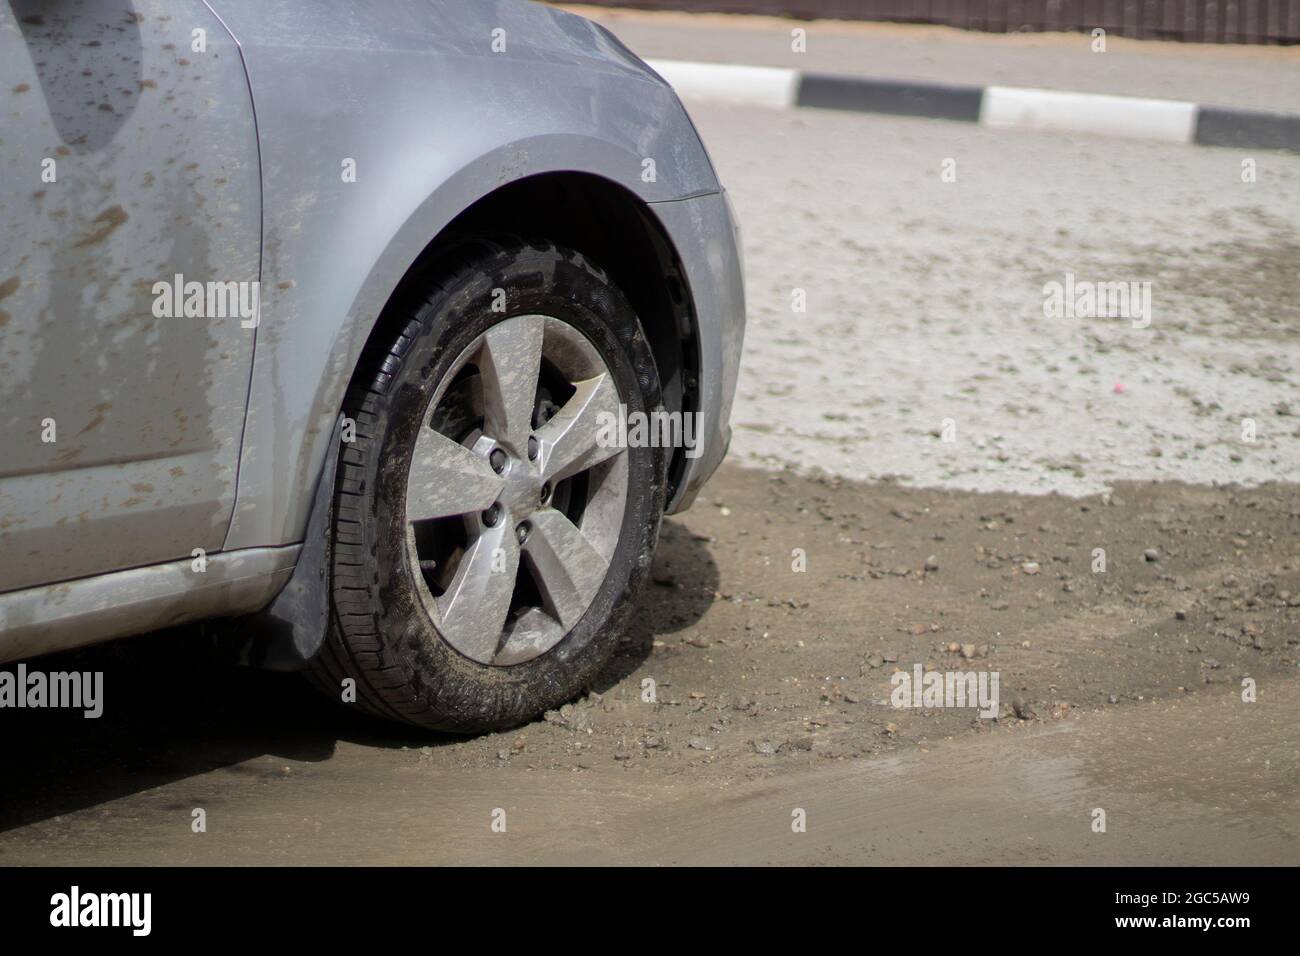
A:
[648, 59, 1300, 152]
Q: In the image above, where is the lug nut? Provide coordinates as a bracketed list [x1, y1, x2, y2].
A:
[481, 503, 502, 527]
[489, 448, 507, 473]
[515, 522, 530, 544]
[540, 482, 552, 504]
[527, 435, 539, 461]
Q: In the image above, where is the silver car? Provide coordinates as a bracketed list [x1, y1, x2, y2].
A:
[0, 0, 744, 731]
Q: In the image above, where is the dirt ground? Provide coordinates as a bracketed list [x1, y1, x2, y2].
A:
[2, 462, 1297, 863]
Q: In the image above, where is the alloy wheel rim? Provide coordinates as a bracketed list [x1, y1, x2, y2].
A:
[404, 314, 629, 665]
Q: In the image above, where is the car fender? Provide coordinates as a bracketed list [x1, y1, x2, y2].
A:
[213, 0, 720, 553]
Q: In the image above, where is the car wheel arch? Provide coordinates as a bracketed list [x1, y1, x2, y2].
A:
[221, 170, 706, 667]
[342, 169, 704, 515]
[222, 130, 710, 551]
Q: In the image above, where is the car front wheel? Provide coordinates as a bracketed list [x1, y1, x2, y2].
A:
[309, 239, 666, 733]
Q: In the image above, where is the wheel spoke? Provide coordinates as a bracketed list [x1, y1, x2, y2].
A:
[406, 428, 504, 522]
[478, 315, 544, 455]
[521, 508, 610, 629]
[435, 524, 519, 663]
[494, 608, 567, 666]
[536, 372, 624, 483]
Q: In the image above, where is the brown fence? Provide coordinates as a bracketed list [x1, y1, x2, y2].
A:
[581, 1, 1300, 43]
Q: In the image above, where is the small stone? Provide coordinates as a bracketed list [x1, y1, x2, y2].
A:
[687, 737, 714, 751]
[924, 556, 940, 571]
[1144, 549, 1159, 562]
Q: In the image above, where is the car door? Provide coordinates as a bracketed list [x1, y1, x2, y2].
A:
[0, 0, 261, 592]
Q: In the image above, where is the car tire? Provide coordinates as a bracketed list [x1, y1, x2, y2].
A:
[307, 238, 666, 733]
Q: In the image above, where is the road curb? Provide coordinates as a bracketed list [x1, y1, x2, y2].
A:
[647, 58, 1300, 152]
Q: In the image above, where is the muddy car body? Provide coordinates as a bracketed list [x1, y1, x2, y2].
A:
[0, 0, 744, 731]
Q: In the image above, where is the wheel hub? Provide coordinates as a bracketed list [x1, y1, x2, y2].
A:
[469, 434, 546, 530]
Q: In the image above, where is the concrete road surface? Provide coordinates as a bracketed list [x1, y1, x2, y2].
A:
[694, 99, 1300, 496]
[562, 4, 1300, 112]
